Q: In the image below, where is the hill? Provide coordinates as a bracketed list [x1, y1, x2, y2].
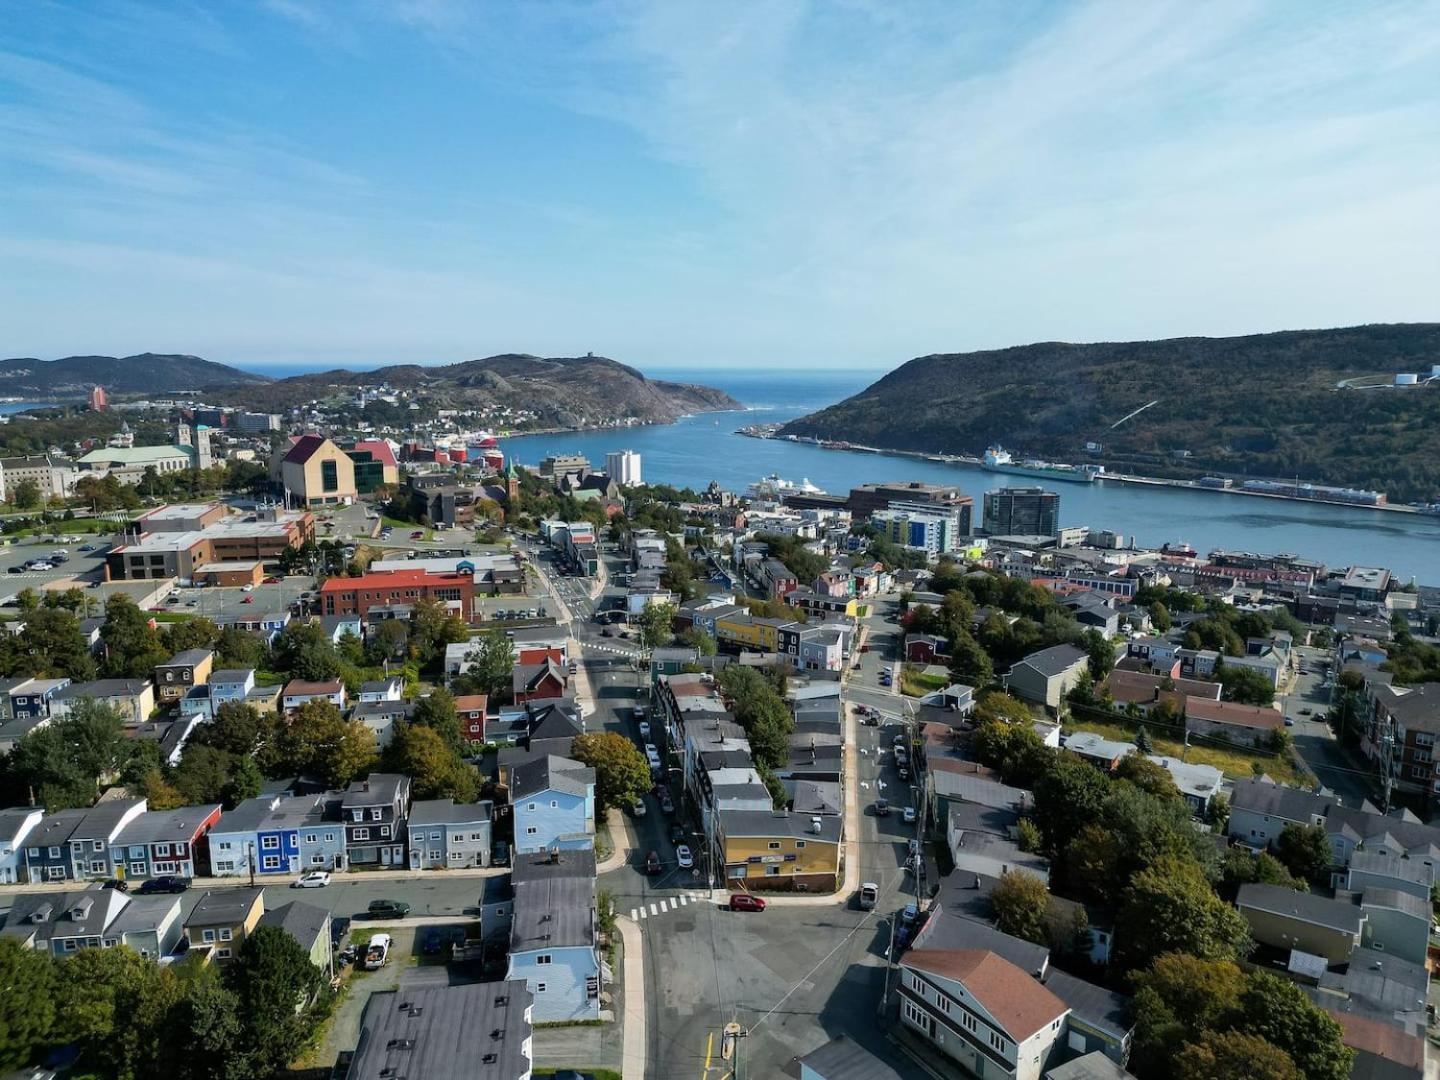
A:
[778, 324, 1440, 503]
[211, 353, 740, 425]
[0, 353, 271, 398]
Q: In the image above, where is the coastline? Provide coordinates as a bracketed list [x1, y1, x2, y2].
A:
[736, 428, 1432, 519]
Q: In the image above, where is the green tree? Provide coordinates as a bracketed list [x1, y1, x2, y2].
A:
[1130, 952, 1246, 1076]
[1174, 1031, 1302, 1080]
[1273, 823, 1332, 883]
[270, 621, 342, 682]
[1016, 818, 1043, 853]
[266, 699, 376, 788]
[172, 968, 253, 1080]
[947, 631, 994, 688]
[215, 626, 267, 670]
[1216, 664, 1275, 706]
[973, 691, 1032, 725]
[100, 594, 168, 678]
[1115, 856, 1251, 970]
[407, 598, 469, 669]
[365, 619, 410, 664]
[1237, 972, 1353, 1080]
[991, 870, 1049, 944]
[1134, 724, 1153, 753]
[0, 605, 97, 680]
[1079, 628, 1116, 680]
[11, 478, 41, 509]
[222, 757, 264, 808]
[172, 744, 235, 805]
[1148, 601, 1172, 633]
[138, 768, 186, 810]
[224, 926, 323, 1077]
[1033, 756, 1110, 852]
[637, 600, 678, 653]
[1113, 754, 1182, 802]
[678, 626, 718, 656]
[411, 688, 463, 750]
[570, 731, 651, 812]
[0, 938, 56, 1070]
[1064, 823, 1121, 904]
[191, 703, 266, 757]
[459, 630, 514, 700]
[164, 617, 221, 654]
[384, 723, 477, 802]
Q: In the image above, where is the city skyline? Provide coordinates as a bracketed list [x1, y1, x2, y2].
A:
[3, 1, 1438, 370]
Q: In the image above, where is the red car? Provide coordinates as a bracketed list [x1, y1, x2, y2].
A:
[644, 851, 662, 875]
[410, 531, 425, 540]
[263, 576, 282, 585]
[729, 894, 766, 913]
[242, 595, 254, 604]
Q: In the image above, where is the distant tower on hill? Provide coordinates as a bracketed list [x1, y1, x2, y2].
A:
[88, 386, 108, 412]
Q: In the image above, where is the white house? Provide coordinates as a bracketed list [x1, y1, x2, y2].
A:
[0, 807, 44, 884]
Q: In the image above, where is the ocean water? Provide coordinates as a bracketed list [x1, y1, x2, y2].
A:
[233, 360, 1440, 582]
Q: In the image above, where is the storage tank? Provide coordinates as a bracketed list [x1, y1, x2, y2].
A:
[1395, 373, 1418, 386]
[1431, 364, 1440, 378]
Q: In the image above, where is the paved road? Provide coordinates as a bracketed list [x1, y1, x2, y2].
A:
[1283, 644, 1380, 807]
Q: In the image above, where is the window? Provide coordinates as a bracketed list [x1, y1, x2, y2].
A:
[63, 939, 78, 952]
[49, 846, 61, 858]
[90, 860, 105, 873]
[536, 954, 551, 965]
[370, 808, 383, 821]
[528, 803, 538, 812]
[988, 1032, 1006, 1053]
[526, 826, 538, 836]
[154, 843, 171, 857]
[155, 862, 176, 874]
[216, 948, 231, 960]
[324, 833, 335, 843]
[129, 862, 145, 876]
[550, 800, 558, 808]
[216, 861, 235, 872]
[765, 865, 780, 876]
[321, 459, 339, 493]
[470, 833, 485, 842]
[262, 856, 280, 870]
[961, 1010, 977, 1033]
[768, 842, 781, 850]
[219, 928, 232, 941]
[379, 825, 390, 838]
[92, 840, 104, 852]
[429, 831, 441, 842]
[312, 855, 325, 865]
[536, 982, 547, 993]
[261, 836, 279, 850]
[353, 829, 370, 840]
[27, 847, 38, 858]
[903, 1001, 925, 1027]
[796, 841, 806, 849]
[202, 929, 216, 943]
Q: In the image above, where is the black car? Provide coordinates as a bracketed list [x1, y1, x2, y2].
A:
[137, 875, 188, 894]
[365, 899, 411, 919]
[669, 824, 685, 845]
[421, 927, 444, 955]
[100, 878, 129, 892]
[6, 566, 22, 574]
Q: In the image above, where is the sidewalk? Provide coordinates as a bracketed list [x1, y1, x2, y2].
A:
[597, 807, 634, 874]
[0, 863, 508, 896]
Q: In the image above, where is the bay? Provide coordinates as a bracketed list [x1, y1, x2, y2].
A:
[502, 367, 1440, 585]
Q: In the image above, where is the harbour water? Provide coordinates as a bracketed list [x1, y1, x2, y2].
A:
[501, 368, 1440, 584]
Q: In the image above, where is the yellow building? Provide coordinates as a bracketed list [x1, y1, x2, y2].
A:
[279, 435, 357, 507]
[713, 613, 791, 652]
[717, 809, 843, 892]
[183, 886, 264, 964]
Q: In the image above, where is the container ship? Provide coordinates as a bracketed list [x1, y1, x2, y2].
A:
[982, 446, 1102, 484]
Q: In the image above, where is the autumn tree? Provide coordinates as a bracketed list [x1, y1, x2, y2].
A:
[1115, 856, 1251, 970]
[1174, 1031, 1301, 1080]
[991, 870, 1049, 944]
[570, 731, 651, 812]
[384, 723, 477, 802]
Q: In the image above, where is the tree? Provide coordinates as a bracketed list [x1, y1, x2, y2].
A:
[1115, 856, 1251, 970]
[266, 700, 376, 788]
[192, 703, 266, 757]
[171, 970, 253, 1080]
[637, 601, 678, 653]
[991, 870, 1049, 944]
[411, 688, 463, 750]
[1220, 850, 1305, 900]
[1217, 664, 1275, 707]
[1033, 757, 1111, 852]
[225, 926, 323, 1076]
[1130, 952, 1247, 1076]
[460, 630, 514, 700]
[408, 599, 469, 669]
[1237, 972, 1353, 1080]
[1134, 724, 1153, 754]
[973, 691, 1032, 725]
[1064, 823, 1122, 904]
[271, 622, 342, 682]
[0, 938, 56, 1070]
[11, 478, 41, 509]
[1079, 628, 1116, 680]
[215, 626, 267, 670]
[1113, 755, 1182, 802]
[570, 731, 651, 812]
[138, 768, 186, 810]
[222, 757, 263, 808]
[0, 605, 97, 680]
[100, 594, 168, 678]
[164, 617, 221, 654]
[1149, 601, 1172, 633]
[1016, 818, 1043, 853]
[1274, 823, 1332, 883]
[678, 626, 718, 656]
[1174, 1031, 1302, 1080]
[365, 619, 410, 664]
[173, 744, 235, 805]
[947, 631, 993, 688]
[384, 723, 476, 802]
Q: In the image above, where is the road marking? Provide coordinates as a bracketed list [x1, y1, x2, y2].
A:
[629, 907, 639, 920]
[648, 902, 659, 916]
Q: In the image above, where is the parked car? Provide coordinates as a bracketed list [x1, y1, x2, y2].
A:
[669, 824, 685, 845]
[364, 933, 392, 970]
[858, 883, 879, 910]
[293, 871, 331, 889]
[6, 566, 22, 574]
[241, 595, 255, 604]
[137, 876, 188, 895]
[421, 927, 444, 955]
[631, 799, 647, 818]
[897, 765, 911, 781]
[365, 899, 411, 919]
[410, 531, 425, 540]
[729, 893, 766, 913]
[100, 878, 129, 892]
[676, 844, 694, 869]
[874, 798, 890, 817]
[902, 807, 917, 824]
[645, 850, 662, 875]
[633, 704, 645, 719]
[637, 720, 651, 739]
[492, 840, 510, 866]
[1284, 716, 1296, 726]
[660, 791, 675, 815]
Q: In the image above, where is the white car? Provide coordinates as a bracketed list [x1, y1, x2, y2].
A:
[676, 844, 694, 870]
[293, 870, 331, 888]
[902, 807, 917, 824]
[637, 721, 651, 739]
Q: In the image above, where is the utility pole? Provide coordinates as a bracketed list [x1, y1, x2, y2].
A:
[247, 840, 256, 888]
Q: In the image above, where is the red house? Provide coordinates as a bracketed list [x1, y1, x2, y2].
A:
[905, 634, 952, 664]
[455, 694, 491, 745]
[512, 659, 567, 705]
[319, 569, 475, 622]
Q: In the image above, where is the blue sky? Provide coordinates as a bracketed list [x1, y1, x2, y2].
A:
[2, 1, 1438, 372]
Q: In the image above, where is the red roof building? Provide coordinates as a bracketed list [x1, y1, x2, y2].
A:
[319, 569, 475, 622]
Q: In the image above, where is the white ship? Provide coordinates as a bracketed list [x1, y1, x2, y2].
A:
[746, 474, 826, 500]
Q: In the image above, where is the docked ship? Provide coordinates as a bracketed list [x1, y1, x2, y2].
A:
[746, 474, 826, 500]
[982, 446, 1102, 484]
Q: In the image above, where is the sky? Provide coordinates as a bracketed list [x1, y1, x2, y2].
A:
[2, 1, 1438, 373]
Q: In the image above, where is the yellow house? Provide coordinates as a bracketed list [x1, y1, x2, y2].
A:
[183, 886, 265, 964]
[279, 435, 357, 507]
[717, 809, 843, 892]
[715, 612, 766, 649]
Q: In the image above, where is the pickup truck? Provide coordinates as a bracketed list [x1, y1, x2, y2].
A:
[858, 882, 879, 910]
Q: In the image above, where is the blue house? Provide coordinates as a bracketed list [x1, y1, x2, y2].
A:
[507, 849, 601, 1022]
[211, 793, 325, 878]
[510, 755, 596, 856]
[23, 808, 88, 884]
[209, 668, 257, 706]
[10, 677, 70, 720]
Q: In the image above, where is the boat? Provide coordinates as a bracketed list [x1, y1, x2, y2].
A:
[745, 474, 827, 500]
[982, 446, 1102, 484]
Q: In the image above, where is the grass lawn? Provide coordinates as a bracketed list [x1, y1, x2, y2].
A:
[901, 665, 948, 698]
[1065, 715, 1308, 786]
[380, 516, 429, 540]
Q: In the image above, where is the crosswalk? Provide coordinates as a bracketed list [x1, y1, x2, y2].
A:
[628, 891, 712, 922]
[586, 643, 640, 659]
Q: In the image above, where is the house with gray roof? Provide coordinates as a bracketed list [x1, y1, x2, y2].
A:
[1045, 1053, 1137, 1080]
[1236, 882, 1364, 963]
[0, 806, 43, 884]
[511, 755, 595, 855]
[347, 981, 534, 1080]
[506, 849, 601, 1022]
[1005, 643, 1089, 711]
[1044, 968, 1134, 1066]
[1226, 777, 1339, 851]
[798, 1035, 906, 1080]
[258, 899, 333, 974]
[406, 798, 493, 869]
[1356, 887, 1430, 965]
[0, 887, 171, 957]
[1342, 850, 1436, 901]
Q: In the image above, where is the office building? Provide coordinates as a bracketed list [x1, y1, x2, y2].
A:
[605, 450, 642, 487]
[846, 481, 973, 534]
[983, 487, 1061, 537]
